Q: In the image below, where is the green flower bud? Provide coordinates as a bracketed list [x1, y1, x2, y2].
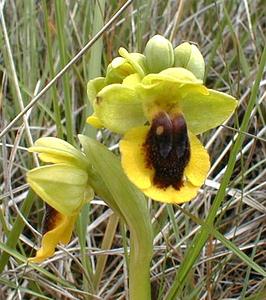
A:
[118, 48, 146, 78]
[105, 57, 135, 84]
[174, 42, 205, 80]
[128, 52, 148, 75]
[144, 35, 174, 73]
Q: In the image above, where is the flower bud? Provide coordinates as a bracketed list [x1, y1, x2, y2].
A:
[105, 57, 135, 84]
[174, 42, 205, 80]
[144, 35, 174, 73]
[128, 52, 148, 75]
[118, 48, 146, 78]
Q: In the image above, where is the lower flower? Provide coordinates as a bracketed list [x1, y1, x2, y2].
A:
[27, 137, 94, 262]
[120, 111, 210, 203]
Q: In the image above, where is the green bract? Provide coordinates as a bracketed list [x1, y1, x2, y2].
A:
[93, 83, 146, 134]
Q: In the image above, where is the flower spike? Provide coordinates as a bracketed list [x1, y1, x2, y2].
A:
[27, 138, 94, 262]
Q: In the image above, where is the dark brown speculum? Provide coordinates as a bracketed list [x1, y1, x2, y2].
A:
[43, 203, 61, 234]
[143, 112, 190, 190]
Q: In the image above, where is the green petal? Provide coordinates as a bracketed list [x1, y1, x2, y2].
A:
[28, 137, 88, 170]
[27, 164, 93, 216]
[180, 89, 238, 134]
[86, 113, 104, 128]
[142, 67, 203, 85]
[87, 77, 106, 105]
[94, 84, 146, 134]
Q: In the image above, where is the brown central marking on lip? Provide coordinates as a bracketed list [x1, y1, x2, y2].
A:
[43, 203, 62, 234]
[143, 112, 190, 190]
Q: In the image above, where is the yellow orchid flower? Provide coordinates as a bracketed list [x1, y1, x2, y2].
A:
[27, 137, 94, 262]
[86, 36, 237, 204]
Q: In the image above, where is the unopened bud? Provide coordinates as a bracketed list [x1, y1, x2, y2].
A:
[174, 42, 205, 80]
[105, 57, 134, 84]
[144, 35, 174, 73]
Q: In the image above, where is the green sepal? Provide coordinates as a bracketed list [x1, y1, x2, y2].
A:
[94, 84, 146, 134]
[141, 67, 203, 85]
[87, 77, 106, 105]
[136, 67, 207, 120]
[27, 164, 94, 216]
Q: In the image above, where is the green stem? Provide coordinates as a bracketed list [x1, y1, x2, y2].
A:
[129, 235, 152, 299]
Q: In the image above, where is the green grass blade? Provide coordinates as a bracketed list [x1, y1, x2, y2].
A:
[42, 0, 63, 138]
[239, 229, 263, 299]
[76, 204, 95, 293]
[213, 230, 266, 277]
[55, 1, 74, 144]
[176, 206, 266, 279]
[0, 189, 36, 273]
[83, 0, 105, 137]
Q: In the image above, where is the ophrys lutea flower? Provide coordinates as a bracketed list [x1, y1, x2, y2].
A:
[87, 36, 238, 203]
[27, 138, 94, 262]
